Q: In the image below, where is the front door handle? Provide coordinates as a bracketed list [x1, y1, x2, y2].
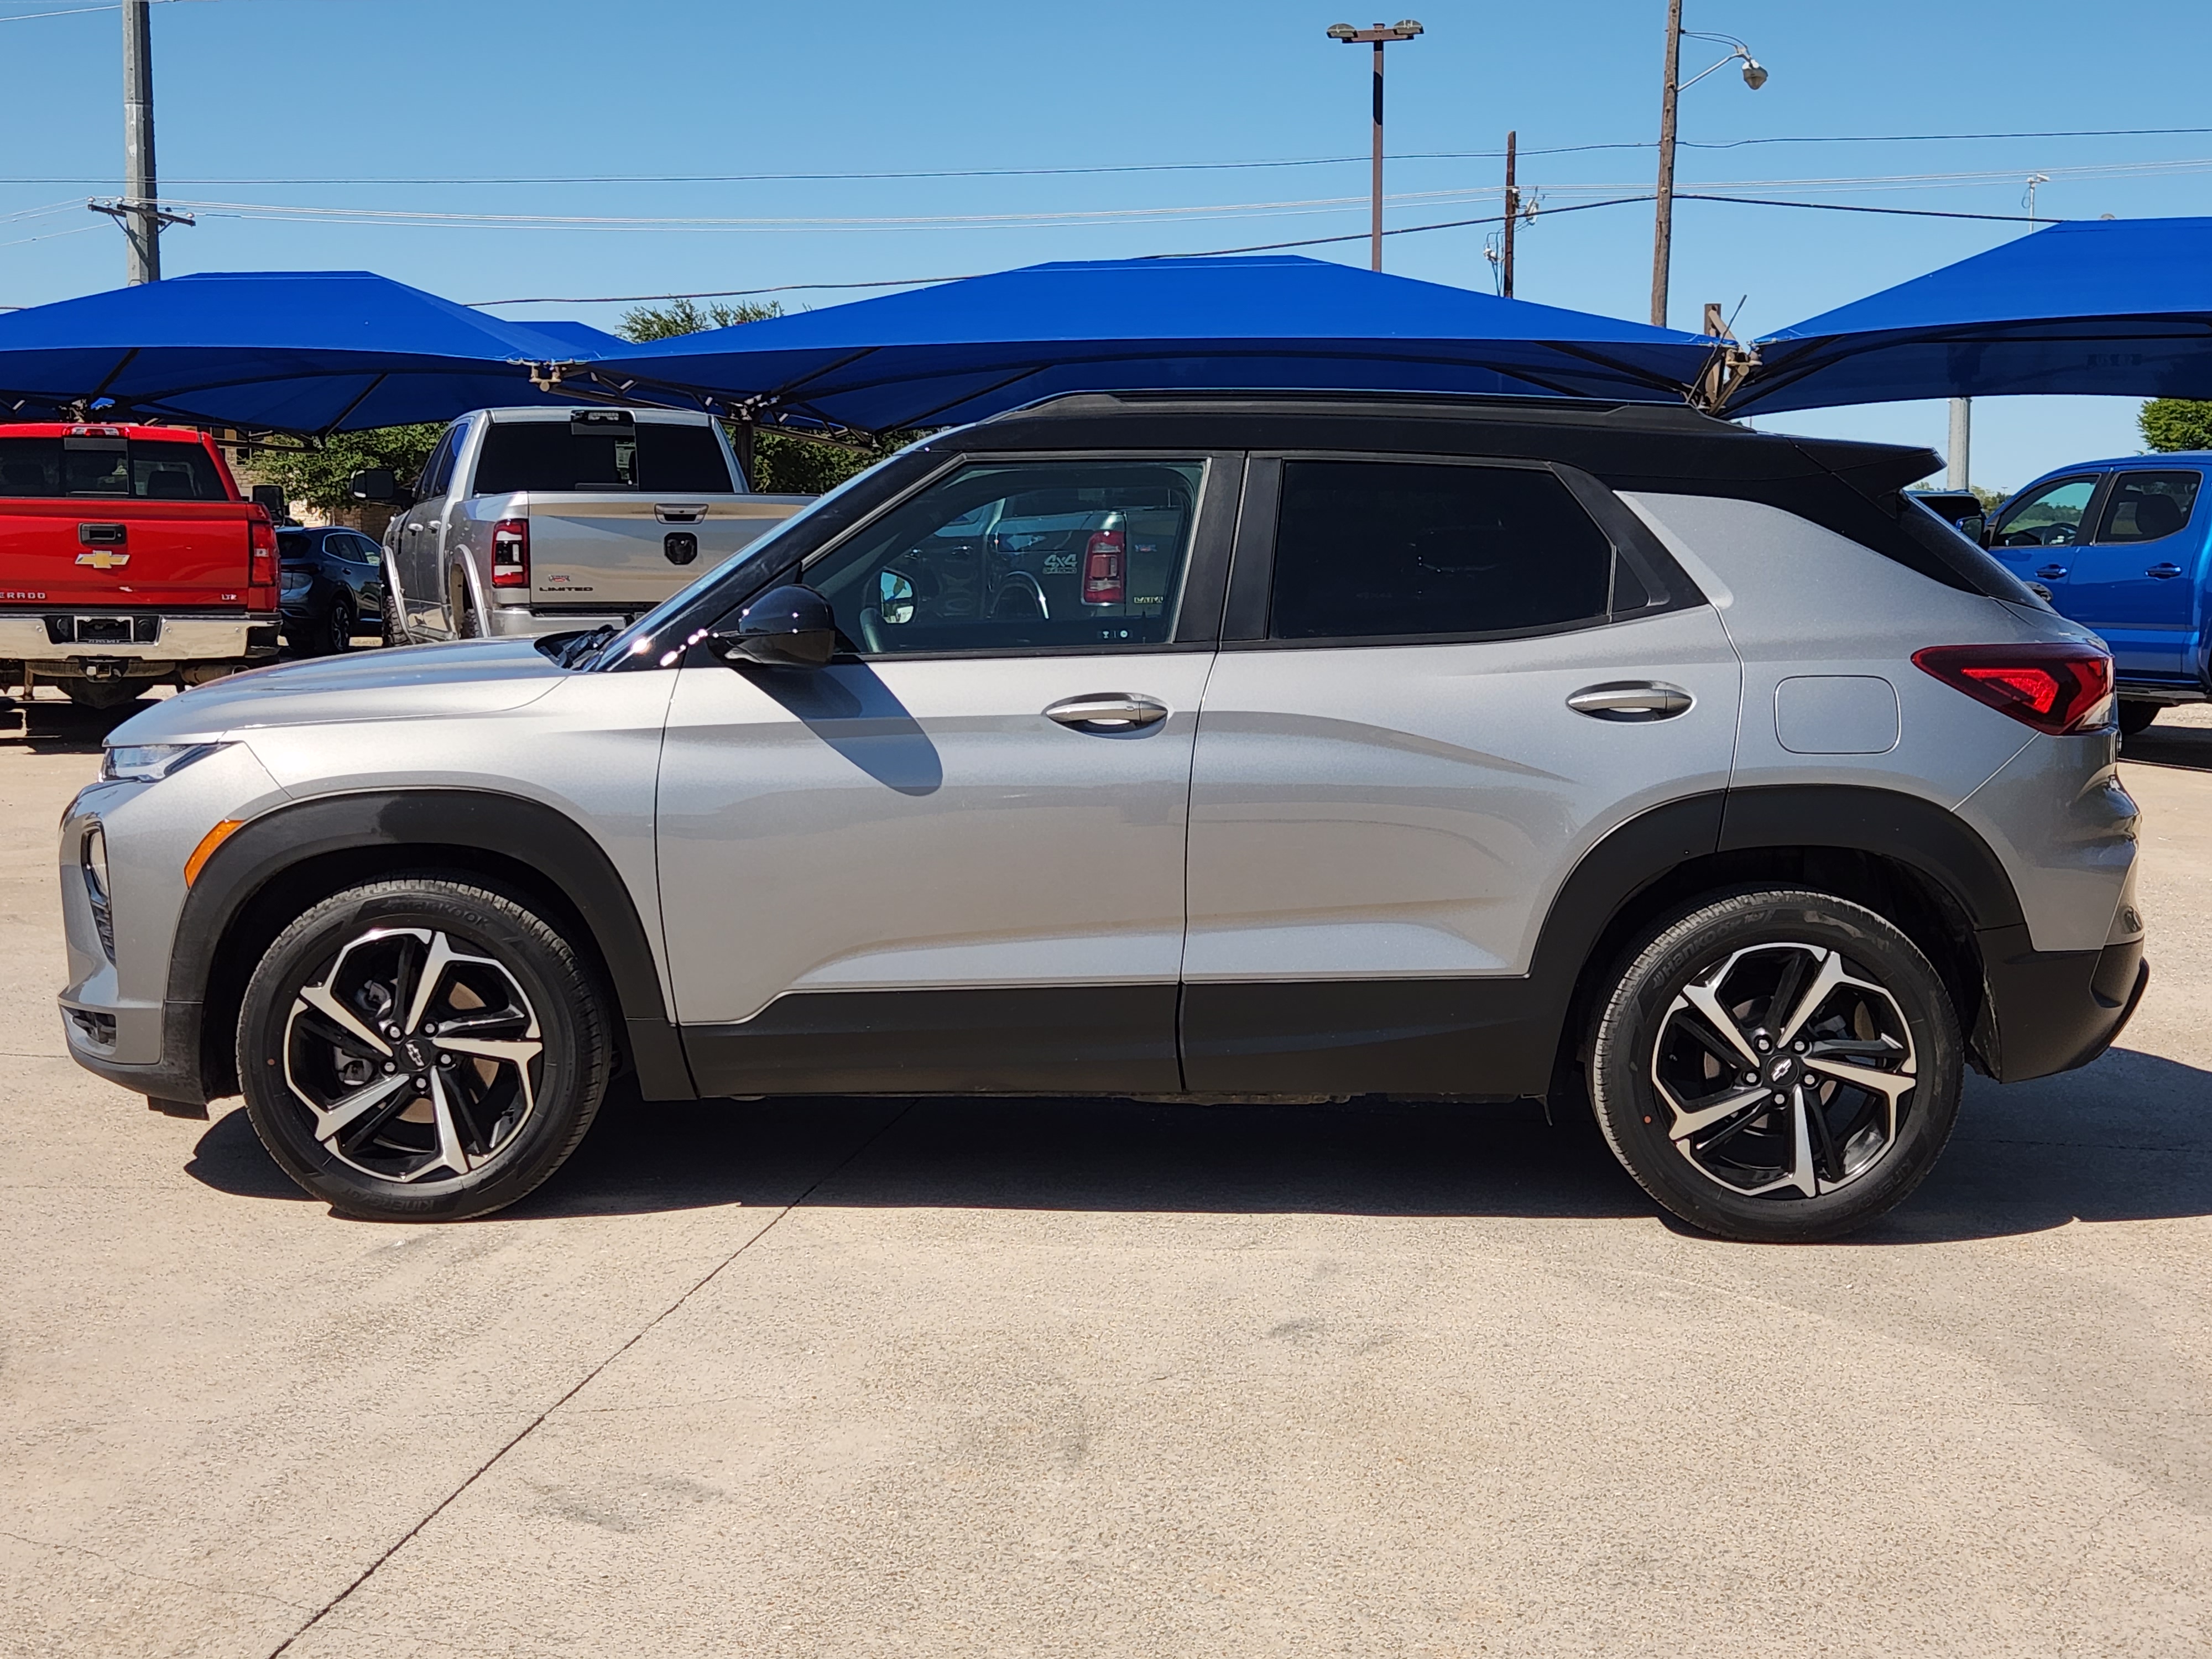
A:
[2036, 563, 2069, 580]
[1044, 693, 1168, 733]
[2147, 561, 2185, 579]
[1567, 681, 1694, 722]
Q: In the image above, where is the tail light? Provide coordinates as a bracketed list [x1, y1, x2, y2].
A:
[1912, 641, 2114, 734]
[491, 518, 529, 589]
[1081, 528, 1125, 606]
[248, 514, 276, 585]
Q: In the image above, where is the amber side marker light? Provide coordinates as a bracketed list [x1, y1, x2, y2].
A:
[184, 818, 246, 886]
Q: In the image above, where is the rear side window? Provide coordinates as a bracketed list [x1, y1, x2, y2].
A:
[2095, 469, 2200, 542]
[0, 437, 227, 500]
[416, 426, 461, 498]
[1269, 460, 1613, 641]
[472, 420, 732, 495]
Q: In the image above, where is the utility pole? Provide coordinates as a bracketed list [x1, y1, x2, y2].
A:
[1327, 20, 1424, 273]
[1501, 130, 1519, 298]
[1948, 399, 1972, 491]
[122, 0, 159, 283]
[1650, 0, 1683, 327]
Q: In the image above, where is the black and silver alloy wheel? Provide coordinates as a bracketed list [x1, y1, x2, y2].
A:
[240, 879, 611, 1220]
[1589, 889, 1963, 1243]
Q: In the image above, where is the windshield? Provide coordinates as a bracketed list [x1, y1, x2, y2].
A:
[584, 450, 911, 671]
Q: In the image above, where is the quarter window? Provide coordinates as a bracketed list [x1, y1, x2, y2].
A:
[1994, 476, 2096, 547]
[2094, 469, 2200, 543]
[805, 460, 1204, 655]
[1268, 460, 1613, 641]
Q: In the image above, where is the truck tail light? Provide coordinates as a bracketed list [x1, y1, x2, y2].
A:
[491, 518, 529, 589]
[248, 514, 276, 585]
[1081, 528, 1125, 606]
[1912, 642, 2114, 734]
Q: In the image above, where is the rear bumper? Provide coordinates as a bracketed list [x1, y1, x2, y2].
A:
[0, 613, 279, 672]
[1974, 927, 2149, 1082]
[487, 604, 630, 639]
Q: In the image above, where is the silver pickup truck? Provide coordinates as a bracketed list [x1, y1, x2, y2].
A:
[351, 406, 812, 641]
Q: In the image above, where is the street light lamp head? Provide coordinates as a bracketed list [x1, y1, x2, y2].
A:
[1740, 56, 1768, 90]
[1327, 19, 1424, 42]
[1327, 23, 1359, 39]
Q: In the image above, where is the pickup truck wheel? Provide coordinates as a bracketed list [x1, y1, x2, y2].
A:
[2118, 700, 2162, 737]
[1586, 888, 1963, 1244]
[450, 570, 482, 639]
[63, 677, 154, 711]
[237, 878, 613, 1222]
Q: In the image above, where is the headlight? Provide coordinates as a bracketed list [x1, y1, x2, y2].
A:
[102, 742, 230, 782]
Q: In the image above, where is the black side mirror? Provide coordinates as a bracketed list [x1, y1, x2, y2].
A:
[249, 483, 290, 523]
[711, 583, 837, 668]
[349, 467, 411, 505]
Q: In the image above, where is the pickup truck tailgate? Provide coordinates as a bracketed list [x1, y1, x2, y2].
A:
[0, 500, 252, 606]
[525, 494, 811, 609]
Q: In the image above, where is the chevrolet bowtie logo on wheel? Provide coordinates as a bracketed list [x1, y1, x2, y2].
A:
[75, 550, 131, 571]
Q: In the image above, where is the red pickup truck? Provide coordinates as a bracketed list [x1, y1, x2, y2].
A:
[0, 422, 280, 708]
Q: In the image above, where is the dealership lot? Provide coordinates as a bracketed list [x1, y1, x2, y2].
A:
[2, 696, 2208, 1658]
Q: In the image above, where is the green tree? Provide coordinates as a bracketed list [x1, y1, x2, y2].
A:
[613, 298, 905, 495]
[2138, 398, 2212, 453]
[245, 424, 442, 517]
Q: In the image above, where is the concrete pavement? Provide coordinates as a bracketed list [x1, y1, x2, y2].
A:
[2, 695, 2208, 1657]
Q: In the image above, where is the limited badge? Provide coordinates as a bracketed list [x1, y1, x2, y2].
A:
[76, 550, 131, 571]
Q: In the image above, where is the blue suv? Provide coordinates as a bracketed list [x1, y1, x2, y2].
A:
[1987, 456, 2209, 732]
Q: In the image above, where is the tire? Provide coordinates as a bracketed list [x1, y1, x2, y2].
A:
[381, 593, 407, 649]
[2118, 700, 2161, 737]
[322, 592, 356, 655]
[450, 569, 482, 639]
[1587, 888, 1963, 1243]
[237, 878, 613, 1222]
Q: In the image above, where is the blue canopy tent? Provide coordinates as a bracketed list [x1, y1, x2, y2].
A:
[590, 256, 1720, 435]
[0, 271, 626, 435]
[1730, 217, 2212, 415]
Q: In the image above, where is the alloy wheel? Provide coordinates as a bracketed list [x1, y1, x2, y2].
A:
[281, 926, 543, 1184]
[1650, 941, 1918, 1200]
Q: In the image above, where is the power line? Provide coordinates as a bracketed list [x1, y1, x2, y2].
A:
[8, 124, 2212, 185]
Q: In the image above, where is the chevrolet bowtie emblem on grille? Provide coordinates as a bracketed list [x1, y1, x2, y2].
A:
[75, 550, 130, 570]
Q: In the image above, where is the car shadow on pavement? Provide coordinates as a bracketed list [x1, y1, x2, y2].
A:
[185, 1044, 2212, 1240]
[0, 694, 149, 755]
[2122, 717, 2212, 772]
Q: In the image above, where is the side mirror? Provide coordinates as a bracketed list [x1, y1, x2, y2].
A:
[877, 569, 915, 625]
[711, 583, 837, 668]
[1957, 513, 1986, 544]
[349, 467, 411, 505]
[249, 484, 290, 523]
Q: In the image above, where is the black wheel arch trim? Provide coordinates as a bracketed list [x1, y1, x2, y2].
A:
[168, 787, 694, 1105]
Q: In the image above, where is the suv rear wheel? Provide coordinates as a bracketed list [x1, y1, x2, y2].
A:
[1587, 888, 1963, 1243]
[237, 878, 612, 1221]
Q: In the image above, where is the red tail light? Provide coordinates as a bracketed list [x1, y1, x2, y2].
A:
[248, 513, 276, 585]
[1912, 642, 2114, 734]
[491, 518, 529, 589]
[1081, 528, 1125, 605]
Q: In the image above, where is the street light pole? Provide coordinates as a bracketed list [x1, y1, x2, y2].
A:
[122, 0, 159, 284]
[1648, 9, 1767, 328]
[1328, 20, 1424, 273]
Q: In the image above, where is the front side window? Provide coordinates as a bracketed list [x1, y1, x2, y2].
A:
[416, 426, 462, 498]
[1994, 476, 2097, 547]
[805, 460, 1204, 655]
[1269, 460, 1613, 641]
[2095, 469, 2200, 543]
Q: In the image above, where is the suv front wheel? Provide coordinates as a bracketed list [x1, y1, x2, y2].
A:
[237, 878, 612, 1220]
[1587, 889, 1963, 1243]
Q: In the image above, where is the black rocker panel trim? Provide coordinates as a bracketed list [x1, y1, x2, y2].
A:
[684, 984, 1181, 1098]
[176, 789, 693, 1103]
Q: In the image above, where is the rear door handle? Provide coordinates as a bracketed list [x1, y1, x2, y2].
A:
[2036, 563, 2069, 580]
[1044, 693, 1168, 733]
[1567, 681, 1694, 722]
[2147, 562, 2185, 578]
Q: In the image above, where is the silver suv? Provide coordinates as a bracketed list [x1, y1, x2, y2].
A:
[56, 393, 2147, 1242]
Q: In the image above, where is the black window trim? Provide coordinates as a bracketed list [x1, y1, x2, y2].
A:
[1220, 448, 1703, 654]
[769, 447, 1242, 664]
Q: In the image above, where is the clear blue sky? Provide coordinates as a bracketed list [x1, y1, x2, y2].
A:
[6, 0, 2212, 490]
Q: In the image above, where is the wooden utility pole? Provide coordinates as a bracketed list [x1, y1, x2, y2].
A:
[1650, 0, 1683, 327]
[1501, 130, 1519, 298]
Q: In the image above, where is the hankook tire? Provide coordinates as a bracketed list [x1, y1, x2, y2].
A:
[237, 878, 612, 1221]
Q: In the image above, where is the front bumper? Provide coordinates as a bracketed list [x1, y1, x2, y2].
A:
[1974, 927, 2150, 1082]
